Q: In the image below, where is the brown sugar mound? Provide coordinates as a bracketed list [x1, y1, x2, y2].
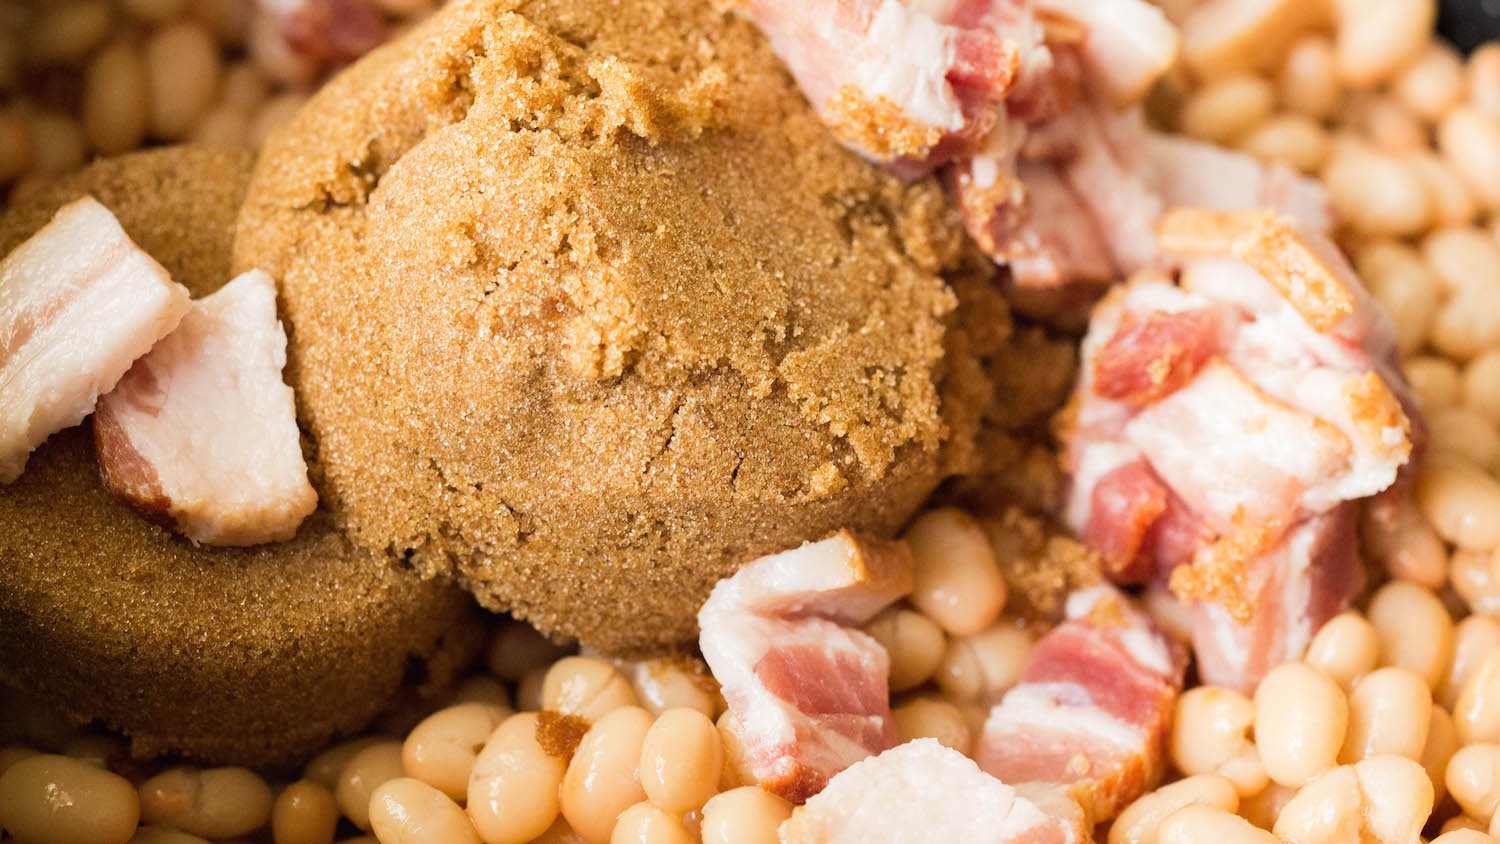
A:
[0, 147, 484, 768]
[234, 0, 987, 650]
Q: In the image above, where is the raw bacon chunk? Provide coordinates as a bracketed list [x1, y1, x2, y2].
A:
[698, 530, 913, 803]
[1092, 307, 1220, 407]
[737, 0, 1025, 167]
[780, 739, 1089, 843]
[1185, 504, 1363, 690]
[977, 587, 1187, 824]
[1062, 210, 1413, 690]
[94, 270, 317, 546]
[0, 197, 190, 484]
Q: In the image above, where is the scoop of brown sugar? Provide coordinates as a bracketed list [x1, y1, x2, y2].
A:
[0, 146, 484, 768]
[234, 0, 994, 651]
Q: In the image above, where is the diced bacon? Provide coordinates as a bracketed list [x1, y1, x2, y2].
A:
[977, 587, 1186, 824]
[737, 0, 1023, 167]
[93, 270, 317, 547]
[266, 0, 386, 68]
[1092, 308, 1221, 406]
[1049, 105, 1165, 278]
[1036, 0, 1180, 105]
[950, 157, 1116, 287]
[1082, 460, 1167, 582]
[1062, 210, 1415, 691]
[0, 197, 190, 484]
[1185, 504, 1363, 691]
[1127, 360, 1354, 530]
[698, 531, 913, 803]
[780, 739, 1089, 844]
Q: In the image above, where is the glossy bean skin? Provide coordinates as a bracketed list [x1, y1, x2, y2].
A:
[609, 801, 693, 844]
[138, 766, 273, 840]
[1340, 667, 1432, 762]
[333, 742, 404, 832]
[403, 702, 510, 802]
[561, 707, 652, 844]
[368, 777, 481, 844]
[700, 787, 793, 844]
[467, 713, 567, 844]
[903, 508, 1007, 637]
[1254, 663, 1349, 787]
[0, 754, 140, 844]
[271, 780, 338, 844]
[639, 708, 723, 816]
[543, 657, 639, 721]
[1111, 775, 1240, 844]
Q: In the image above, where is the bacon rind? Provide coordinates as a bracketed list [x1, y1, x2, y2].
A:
[0, 197, 190, 484]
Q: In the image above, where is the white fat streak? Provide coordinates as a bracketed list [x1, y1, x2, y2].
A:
[1064, 587, 1175, 677]
[991, 683, 1146, 752]
[1229, 315, 1405, 513]
[0, 197, 188, 483]
[834, 0, 965, 132]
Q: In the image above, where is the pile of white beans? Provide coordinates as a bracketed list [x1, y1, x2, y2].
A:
[0, 506, 1030, 844]
[6, 0, 1500, 841]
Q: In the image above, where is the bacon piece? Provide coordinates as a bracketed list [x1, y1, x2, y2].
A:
[0, 197, 190, 484]
[1127, 360, 1354, 530]
[1093, 308, 1220, 407]
[1062, 211, 1415, 690]
[698, 530, 913, 803]
[93, 270, 316, 546]
[781, 739, 1089, 844]
[265, 0, 387, 68]
[1037, 0, 1180, 105]
[977, 587, 1187, 824]
[737, 0, 1024, 168]
[1186, 504, 1362, 691]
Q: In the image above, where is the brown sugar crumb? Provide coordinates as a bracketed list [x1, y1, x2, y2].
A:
[979, 508, 1102, 623]
[536, 710, 591, 759]
[1156, 207, 1273, 257]
[1083, 592, 1130, 629]
[1169, 513, 1283, 623]
[1343, 371, 1413, 460]
[1231, 214, 1355, 333]
[825, 85, 948, 163]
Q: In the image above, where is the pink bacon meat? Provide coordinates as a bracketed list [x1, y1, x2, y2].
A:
[0, 197, 190, 484]
[977, 586, 1186, 825]
[94, 269, 317, 547]
[781, 738, 1089, 843]
[1063, 209, 1414, 690]
[698, 530, 913, 803]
